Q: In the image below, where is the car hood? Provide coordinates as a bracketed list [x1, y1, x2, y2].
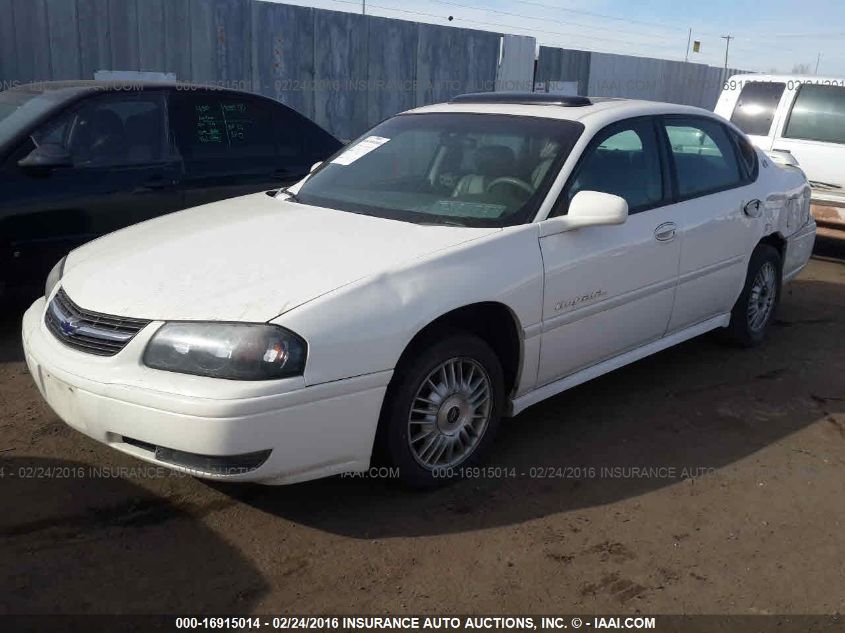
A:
[62, 193, 499, 322]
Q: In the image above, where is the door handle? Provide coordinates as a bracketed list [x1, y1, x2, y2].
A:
[140, 181, 169, 190]
[654, 222, 677, 242]
[132, 176, 178, 193]
[743, 199, 763, 218]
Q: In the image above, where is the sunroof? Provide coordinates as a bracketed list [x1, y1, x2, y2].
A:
[450, 92, 593, 106]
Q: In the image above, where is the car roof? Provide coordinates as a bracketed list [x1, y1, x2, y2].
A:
[0, 80, 294, 154]
[406, 97, 720, 128]
[3, 80, 245, 100]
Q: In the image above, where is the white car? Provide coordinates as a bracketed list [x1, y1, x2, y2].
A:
[22, 93, 816, 488]
[715, 74, 845, 238]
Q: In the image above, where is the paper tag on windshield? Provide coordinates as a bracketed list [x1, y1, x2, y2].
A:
[331, 135, 390, 165]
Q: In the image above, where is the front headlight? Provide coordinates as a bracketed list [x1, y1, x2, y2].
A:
[143, 323, 307, 380]
[45, 256, 66, 298]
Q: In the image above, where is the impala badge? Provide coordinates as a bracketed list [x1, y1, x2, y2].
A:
[554, 289, 607, 312]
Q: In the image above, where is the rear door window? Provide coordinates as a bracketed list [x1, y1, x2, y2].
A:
[730, 82, 785, 137]
[783, 84, 845, 144]
[664, 117, 743, 198]
[726, 127, 759, 182]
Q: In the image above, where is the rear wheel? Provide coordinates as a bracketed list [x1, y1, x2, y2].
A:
[723, 244, 782, 347]
[377, 332, 504, 488]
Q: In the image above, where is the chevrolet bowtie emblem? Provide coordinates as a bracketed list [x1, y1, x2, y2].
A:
[60, 315, 81, 335]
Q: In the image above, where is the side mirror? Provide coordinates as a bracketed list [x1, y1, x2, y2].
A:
[539, 191, 628, 237]
[18, 144, 73, 170]
[310, 161, 322, 173]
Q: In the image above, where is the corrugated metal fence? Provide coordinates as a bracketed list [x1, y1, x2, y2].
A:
[536, 46, 749, 110]
[0, 0, 749, 137]
[0, 0, 507, 139]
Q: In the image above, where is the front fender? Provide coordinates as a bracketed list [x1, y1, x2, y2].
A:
[277, 224, 544, 387]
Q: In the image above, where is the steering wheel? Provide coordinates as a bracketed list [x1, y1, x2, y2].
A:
[485, 177, 534, 197]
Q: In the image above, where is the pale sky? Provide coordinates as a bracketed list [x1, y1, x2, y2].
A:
[268, 0, 845, 76]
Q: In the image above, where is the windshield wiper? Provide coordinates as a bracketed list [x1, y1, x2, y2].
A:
[279, 188, 301, 203]
[419, 219, 467, 227]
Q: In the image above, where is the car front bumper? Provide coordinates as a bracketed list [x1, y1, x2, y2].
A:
[22, 297, 390, 485]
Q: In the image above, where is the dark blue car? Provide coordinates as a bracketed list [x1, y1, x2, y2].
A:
[0, 81, 341, 301]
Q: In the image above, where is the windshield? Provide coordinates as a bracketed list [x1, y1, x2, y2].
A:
[0, 88, 59, 148]
[0, 90, 46, 123]
[294, 112, 584, 227]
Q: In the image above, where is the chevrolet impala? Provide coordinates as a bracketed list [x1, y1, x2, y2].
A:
[22, 93, 816, 487]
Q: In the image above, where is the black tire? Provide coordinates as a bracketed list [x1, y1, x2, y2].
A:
[376, 331, 505, 489]
[723, 243, 782, 347]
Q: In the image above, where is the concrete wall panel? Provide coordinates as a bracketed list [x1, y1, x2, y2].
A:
[77, 0, 111, 80]
[163, 0, 192, 80]
[46, 0, 82, 80]
[108, 0, 140, 71]
[190, 0, 251, 87]
[416, 24, 499, 105]
[536, 47, 591, 95]
[314, 9, 367, 139]
[137, 0, 166, 73]
[365, 15, 417, 128]
[250, 1, 315, 119]
[496, 34, 536, 92]
[0, 0, 19, 86]
[12, 0, 52, 83]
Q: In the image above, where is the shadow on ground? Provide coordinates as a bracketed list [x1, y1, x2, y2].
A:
[0, 298, 28, 364]
[0, 456, 268, 614]
[813, 233, 845, 260]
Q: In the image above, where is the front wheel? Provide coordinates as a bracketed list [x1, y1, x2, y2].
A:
[723, 243, 782, 347]
[377, 333, 504, 488]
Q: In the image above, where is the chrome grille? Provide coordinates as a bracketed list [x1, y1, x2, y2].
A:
[45, 288, 151, 356]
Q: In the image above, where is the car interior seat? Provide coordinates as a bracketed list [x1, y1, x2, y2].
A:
[70, 108, 127, 166]
[452, 145, 516, 197]
[530, 140, 560, 189]
[125, 109, 163, 164]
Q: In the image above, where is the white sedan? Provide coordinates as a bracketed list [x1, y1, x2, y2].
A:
[22, 93, 816, 488]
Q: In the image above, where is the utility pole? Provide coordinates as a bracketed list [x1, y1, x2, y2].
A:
[685, 28, 692, 63]
[362, 0, 365, 15]
[721, 35, 734, 71]
[815, 52, 822, 74]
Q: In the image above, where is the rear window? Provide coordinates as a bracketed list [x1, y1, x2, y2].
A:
[784, 84, 845, 144]
[730, 82, 785, 137]
[174, 93, 275, 161]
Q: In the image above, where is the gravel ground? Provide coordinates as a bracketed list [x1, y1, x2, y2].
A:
[2, 238, 844, 616]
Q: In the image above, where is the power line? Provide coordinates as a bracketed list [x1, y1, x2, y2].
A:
[425, 0, 810, 59]
[325, 0, 685, 53]
[768, 31, 845, 38]
[284, 0, 842, 71]
[509, 0, 837, 43]
[429, 0, 678, 43]
[507, 0, 697, 35]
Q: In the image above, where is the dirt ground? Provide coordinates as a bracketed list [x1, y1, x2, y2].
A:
[1, 238, 844, 617]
